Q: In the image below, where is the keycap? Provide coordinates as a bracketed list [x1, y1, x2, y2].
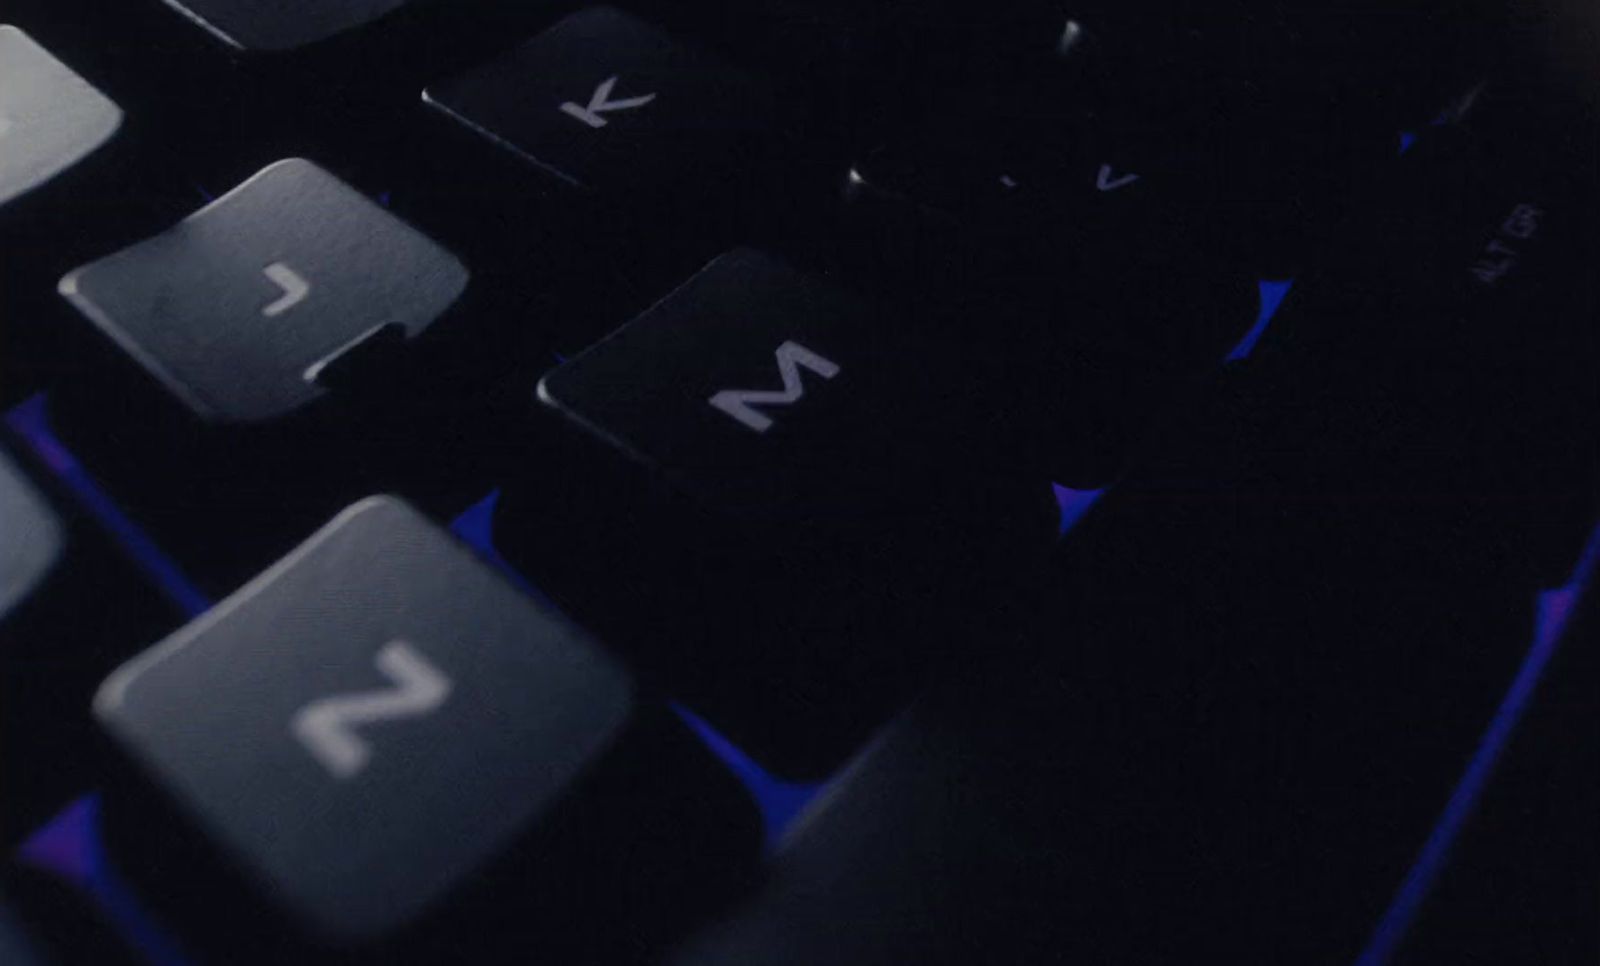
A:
[0, 447, 64, 623]
[424, 7, 776, 200]
[509, 249, 1058, 773]
[159, 0, 421, 52]
[94, 496, 759, 959]
[0, 26, 123, 210]
[1, 438, 178, 842]
[58, 158, 469, 425]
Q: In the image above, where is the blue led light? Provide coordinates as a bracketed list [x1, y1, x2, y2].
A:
[16, 795, 197, 966]
[1355, 520, 1600, 965]
[1052, 484, 1105, 538]
[671, 704, 826, 849]
[5, 395, 213, 618]
[447, 491, 826, 847]
[1224, 279, 1295, 363]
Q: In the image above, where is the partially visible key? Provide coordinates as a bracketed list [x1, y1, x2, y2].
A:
[158, 0, 422, 52]
[0, 447, 63, 624]
[0, 898, 53, 965]
[94, 496, 759, 962]
[0, 25, 134, 404]
[1242, 77, 1600, 585]
[0, 26, 122, 210]
[1, 441, 178, 842]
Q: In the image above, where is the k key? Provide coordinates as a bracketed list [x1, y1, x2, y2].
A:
[424, 7, 776, 201]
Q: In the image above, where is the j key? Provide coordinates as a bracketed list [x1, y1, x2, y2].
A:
[93, 496, 759, 963]
[46, 158, 486, 586]
[509, 249, 1057, 774]
[424, 7, 777, 202]
[59, 158, 468, 425]
[0, 26, 122, 211]
[0, 441, 178, 842]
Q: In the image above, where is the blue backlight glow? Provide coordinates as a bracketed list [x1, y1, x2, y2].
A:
[1224, 279, 1295, 363]
[16, 795, 196, 966]
[447, 491, 826, 848]
[5, 395, 213, 618]
[1052, 484, 1105, 538]
[1355, 519, 1600, 964]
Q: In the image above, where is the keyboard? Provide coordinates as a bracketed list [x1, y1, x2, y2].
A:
[2, 1, 1597, 962]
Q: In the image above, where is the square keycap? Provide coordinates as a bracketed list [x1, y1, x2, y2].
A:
[0, 26, 123, 208]
[94, 497, 634, 941]
[59, 159, 468, 423]
[424, 7, 773, 194]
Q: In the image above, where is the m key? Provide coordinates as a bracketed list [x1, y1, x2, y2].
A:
[92, 497, 759, 961]
[507, 250, 1057, 774]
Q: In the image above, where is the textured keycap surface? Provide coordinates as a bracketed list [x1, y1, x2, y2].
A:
[424, 6, 772, 194]
[0, 26, 122, 208]
[94, 496, 634, 941]
[58, 159, 468, 423]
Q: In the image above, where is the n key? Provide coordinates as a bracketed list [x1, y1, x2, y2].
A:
[93, 497, 758, 959]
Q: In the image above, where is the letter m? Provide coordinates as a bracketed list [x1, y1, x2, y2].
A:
[708, 341, 841, 433]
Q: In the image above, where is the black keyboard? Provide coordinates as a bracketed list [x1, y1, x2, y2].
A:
[2, 1, 1597, 963]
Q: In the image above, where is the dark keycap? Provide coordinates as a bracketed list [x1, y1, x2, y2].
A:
[424, 7, 775, 199]
[58, 158, 469, 425]
[0, 26, 122, 210]
[1244, 78, 1600, 585]
[540, 248, 899, 511]
[94, 496, 759, 960]
[511, 249, 1057, 773]
[159, 0, 419, 52]
[665, 381, 1589, 966]
[0, 447, 63, 622]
